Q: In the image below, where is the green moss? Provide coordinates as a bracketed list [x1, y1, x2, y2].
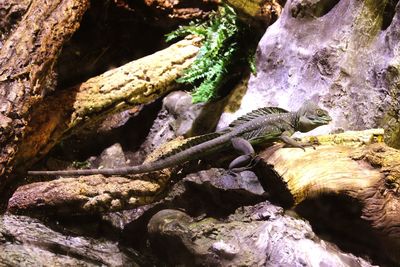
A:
[166, 5, 258, 103]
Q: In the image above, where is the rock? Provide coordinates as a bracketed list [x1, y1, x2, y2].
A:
[147, 202, 374, 266]
[0, 0, 31, 42]
[97, 143, 126, 169]
[218, 0, 400, 147]
[102, 168, 268, 243]
[143, 0, 219, 20]
[158, 168, 268, 217]
[132, 91, 226, 160]
[182, 168, 267, 202]
[163, 91, 206, 137]
[134, 91, 198, 159]
[0, 214, 141, 266]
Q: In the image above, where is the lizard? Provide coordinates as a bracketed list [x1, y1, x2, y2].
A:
[27, 101, 332, 177]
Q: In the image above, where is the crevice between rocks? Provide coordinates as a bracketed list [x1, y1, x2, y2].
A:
[382, 0, 399, 30]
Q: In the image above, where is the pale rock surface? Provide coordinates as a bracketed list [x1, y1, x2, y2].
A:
[218, 0, 400, 147]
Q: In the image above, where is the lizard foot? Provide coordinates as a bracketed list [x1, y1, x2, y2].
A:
[228, 155, 261, 173]
[282, 136, 320, 151]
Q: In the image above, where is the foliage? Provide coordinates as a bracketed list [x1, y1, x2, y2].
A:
[72, 160, 91, 169]
[166, 5, 258, 103]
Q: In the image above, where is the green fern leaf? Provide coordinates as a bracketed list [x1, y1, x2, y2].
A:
[166, 4, 260, 103]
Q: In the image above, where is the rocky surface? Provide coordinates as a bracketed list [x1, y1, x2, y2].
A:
[101, 167, 269, 246]
[133, 91, 227, 162]
[0, 0, 31, 43]
[96, 143, 127, 169]
[9, 133, 396, 265]
[147, 202, 374, 266]
[142, 0, 219, 21]
[0, 214, 143, 266]
[218, 0, 400, 148]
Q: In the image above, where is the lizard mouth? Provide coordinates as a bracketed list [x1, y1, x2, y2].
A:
[314, 115, 332, 125]
[321, 116, 332, 124]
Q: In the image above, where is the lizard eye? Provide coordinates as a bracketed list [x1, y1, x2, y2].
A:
[316, 109, 325, 116]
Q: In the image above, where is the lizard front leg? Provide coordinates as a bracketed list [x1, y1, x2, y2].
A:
[280, 131, 316, 151]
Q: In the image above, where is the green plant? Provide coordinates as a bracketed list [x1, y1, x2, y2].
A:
[166, 5, 257, 103]
[72, 160, 91, 169]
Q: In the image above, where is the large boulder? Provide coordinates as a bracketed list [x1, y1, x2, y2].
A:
[219, 0, 400, 147]
[147, 202, 374, 266]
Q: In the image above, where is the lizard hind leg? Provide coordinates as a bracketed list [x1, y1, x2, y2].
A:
[228, 138, 259, 172]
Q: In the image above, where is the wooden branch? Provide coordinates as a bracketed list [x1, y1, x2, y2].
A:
[0, 0, 90, 194]
[259, 129, 400, 261]
[15, 36, 201, 168]
[7, 174, 167, 214]
[262, 129, 385, 205]
[7, 137, 189, 214]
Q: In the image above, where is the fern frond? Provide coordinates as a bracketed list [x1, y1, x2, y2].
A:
[166, 4, 260, 103]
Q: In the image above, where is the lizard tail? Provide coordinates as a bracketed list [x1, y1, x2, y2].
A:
[27, 167, 136, 176]
[27, 133, 231, 177]
[27, 162, 162, 177]
[26, 154, 184, 176]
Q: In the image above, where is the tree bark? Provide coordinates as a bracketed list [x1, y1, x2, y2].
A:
[0, 0, 31, 42]
[0, 0, 90, 193]
[259, 129, 400, 262]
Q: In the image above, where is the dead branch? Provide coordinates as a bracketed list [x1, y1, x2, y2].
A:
[0, 0, 90, 194]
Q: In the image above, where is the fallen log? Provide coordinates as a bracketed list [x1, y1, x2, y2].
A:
[0, 0, 90, 196]
[15, 36, 201, 168]
[7, 136, 188, 214]
[259, 129, 400, 263]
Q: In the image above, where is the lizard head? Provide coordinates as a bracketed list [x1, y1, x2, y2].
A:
[296, 101, 332, 132]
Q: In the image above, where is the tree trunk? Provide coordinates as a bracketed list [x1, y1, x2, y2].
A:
[0, 0, 90, 195]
